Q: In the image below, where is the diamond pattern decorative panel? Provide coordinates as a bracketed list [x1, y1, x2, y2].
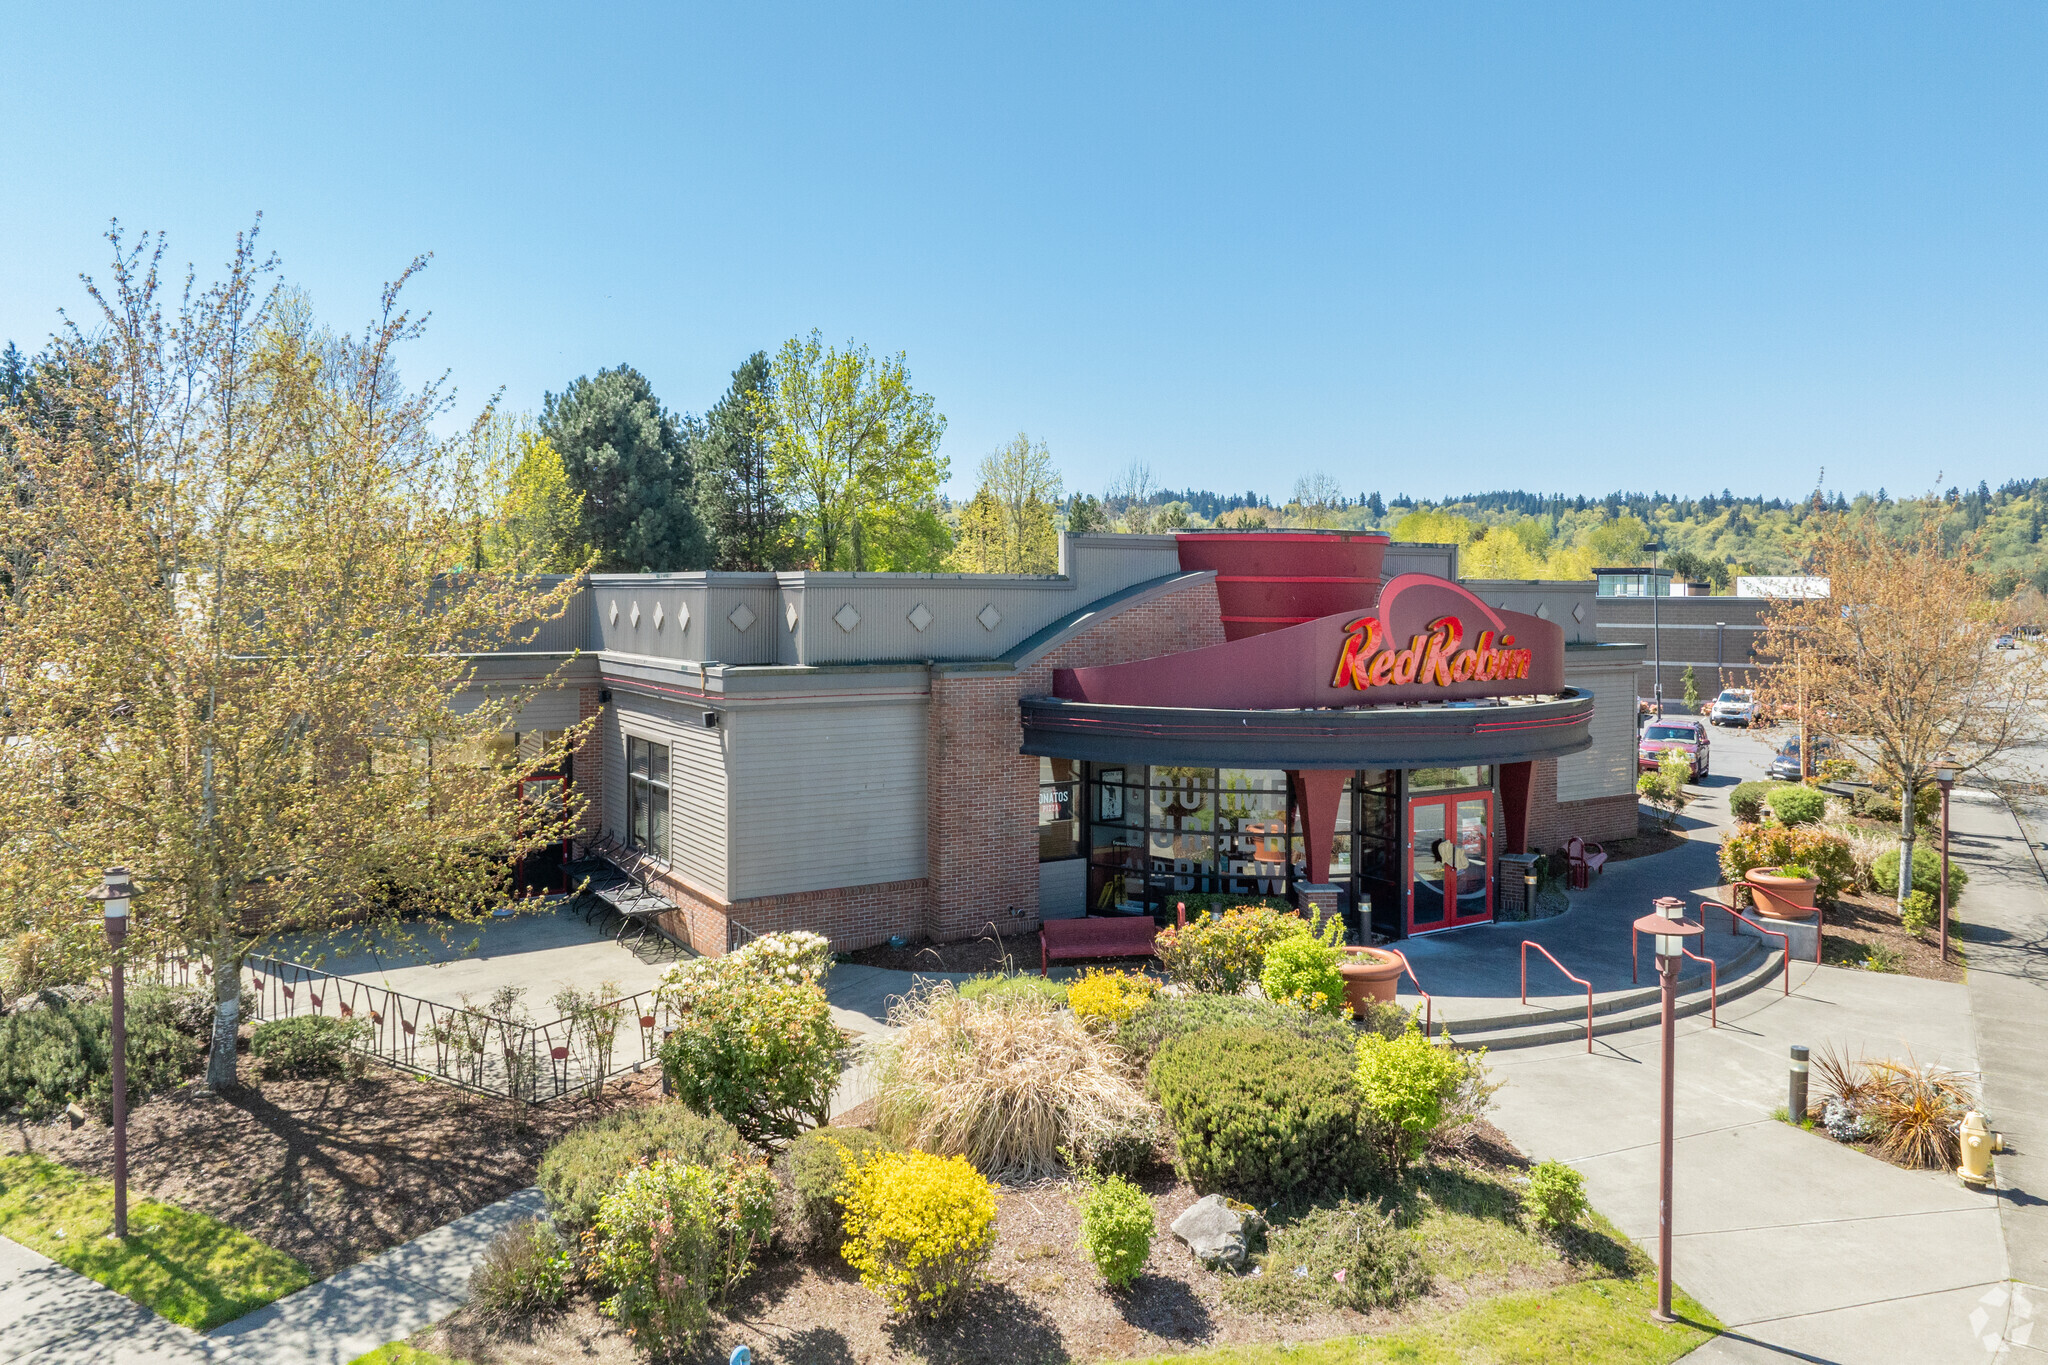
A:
[653, 602, 665, 630]
[728, 603, 757, 632]
[785, 601, 800, 632]
[907, 602, 934, 632]
[629, 601, 641, 627]
[977, 603, 1003, 631]
[834, 603, 862, 632]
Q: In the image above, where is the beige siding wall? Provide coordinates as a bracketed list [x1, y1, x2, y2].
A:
[725, 699, 928, 899]
[1558, 662, 1638, 803]
[610, 694, 730, 898]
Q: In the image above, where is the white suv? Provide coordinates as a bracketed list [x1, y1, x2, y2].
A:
[1709, 689, 1755, 726]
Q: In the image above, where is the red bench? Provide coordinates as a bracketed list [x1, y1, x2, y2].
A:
[1040, 916, 1159, 976]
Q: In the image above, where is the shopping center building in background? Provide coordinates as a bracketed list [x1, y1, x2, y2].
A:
[472, 532, 1645, 954]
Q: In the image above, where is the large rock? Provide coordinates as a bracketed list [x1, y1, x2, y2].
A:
[1170, 1193, 1266, 1272]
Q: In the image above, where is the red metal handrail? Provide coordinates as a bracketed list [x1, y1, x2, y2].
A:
[1706, 898, 1792, 997]
[1521, 940, 1593, 1053]
[1382, 947, 1434, 1040]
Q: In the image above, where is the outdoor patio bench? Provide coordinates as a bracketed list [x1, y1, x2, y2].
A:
[1040, 915, 1158, 976]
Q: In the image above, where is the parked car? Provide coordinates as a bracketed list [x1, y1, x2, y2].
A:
[1767, 735, 1834, 782]
[1639, 719, 1711, 780]
[1708, 689, 1756, 726]
[1996, 634, 2017, 650]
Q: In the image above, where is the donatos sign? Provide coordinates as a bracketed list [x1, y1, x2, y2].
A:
[1051, 573, 1565, 712]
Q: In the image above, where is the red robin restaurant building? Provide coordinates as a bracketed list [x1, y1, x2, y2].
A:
[473, 531, 1642, 953]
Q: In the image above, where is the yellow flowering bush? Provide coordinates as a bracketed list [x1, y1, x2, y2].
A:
[1155, 906, 1314, 994]
[839, 1150, 998, 1318]
[1066, 969, 1157, 1029]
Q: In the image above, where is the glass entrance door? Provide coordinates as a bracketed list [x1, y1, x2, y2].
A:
[1406, 793, 1494, 934]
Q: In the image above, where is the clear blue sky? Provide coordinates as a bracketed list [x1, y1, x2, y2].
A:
[3, 5, 2043, 502]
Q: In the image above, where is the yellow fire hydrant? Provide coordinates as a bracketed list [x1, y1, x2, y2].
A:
[1959, 1110, 2001, 1188]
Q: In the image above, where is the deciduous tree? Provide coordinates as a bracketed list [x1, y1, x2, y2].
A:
[949, 433, 1060, 573]
[0, 223, 585, 1088]
[756, 332, 947, 571]
[1753, 509, 2048, 907]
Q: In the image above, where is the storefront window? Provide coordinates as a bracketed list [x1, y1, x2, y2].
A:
[1408, 765, 1493, 793]
[1038, 757, 1079, 860]
[627, 735, 669, 856]
[1085, 764, 1293, 917]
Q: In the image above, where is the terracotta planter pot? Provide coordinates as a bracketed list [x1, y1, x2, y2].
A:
[1746, 867, 1820, 920]
[1338, 948, 1405, 1014]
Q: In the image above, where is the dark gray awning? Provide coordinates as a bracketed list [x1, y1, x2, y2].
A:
[1020, 688, 1595, 768]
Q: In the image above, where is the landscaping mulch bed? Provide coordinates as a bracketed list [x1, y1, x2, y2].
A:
[0, 1062, 663, 1276]
[418, 1118, 1639, 1365]
[1817, 890, 1964, 983]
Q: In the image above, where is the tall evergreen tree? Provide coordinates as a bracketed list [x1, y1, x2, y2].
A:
[541, 365, 707, 572]
[695, 351, 790, 570]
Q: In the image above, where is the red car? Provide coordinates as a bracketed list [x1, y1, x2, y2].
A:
[1639, 718, 1711, 780]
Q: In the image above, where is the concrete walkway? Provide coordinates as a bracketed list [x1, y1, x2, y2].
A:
[0, 1187, 545, 1365]
[1489, 958, 2012, 1363]
[1957, 782, 2048, 1347]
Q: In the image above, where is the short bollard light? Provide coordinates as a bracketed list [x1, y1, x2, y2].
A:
[1789, 1044, 1809, 1124]
[1959, 1111, 2000, 1189]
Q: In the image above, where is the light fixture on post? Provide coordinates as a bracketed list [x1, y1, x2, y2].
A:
[1643, 541, 1665, 716]
[1632, 894, 1702, 1323]
[1934, 760, 1958, 964]
[85, 866, 134, 1239]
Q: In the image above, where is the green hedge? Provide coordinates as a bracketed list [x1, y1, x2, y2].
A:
[0, 987, 204, 1121]
[1765, 785, 1827, 827]
[1151, 1026, 1377, 1204]
[1873, 844, 1968, 905]
[1116, 992, 1359, 1067]
[1729, 781, 1789, 823]
[538, 1104, 748, 1239]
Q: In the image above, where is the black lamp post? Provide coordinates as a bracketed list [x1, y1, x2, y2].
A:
[1634, 894, 1702, 1323]
[86, 866, 133, 1239]
[1934, 761, 1957, 964]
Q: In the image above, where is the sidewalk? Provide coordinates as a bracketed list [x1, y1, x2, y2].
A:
[1956, 783, 2048, 1348]
[0, 1187, 544, 1365]
[1488, 957, 2012, 1363]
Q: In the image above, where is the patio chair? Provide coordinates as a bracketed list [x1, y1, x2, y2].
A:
[1565, 836, 1608, 890]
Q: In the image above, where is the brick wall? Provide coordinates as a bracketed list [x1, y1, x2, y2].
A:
[638, 576, 1226, 956]
[573, 686, 604, 849]
[1522, 756, 1639, 850]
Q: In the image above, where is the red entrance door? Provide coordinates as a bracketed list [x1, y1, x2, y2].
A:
[1405, 793, 1494, 934]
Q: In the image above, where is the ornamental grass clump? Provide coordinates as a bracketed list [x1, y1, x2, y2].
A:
[1866, 1057, 1975, 1170]
[839, 1150, 998, 1319]
[658, 974, 846, 1152]
[1354, 1021, 1484, 1170]
[590, 1155, 776, 1352]
[1155, 906, 1317, 995]
[873, 985, 1158, 1179]
[1075, 1169, 1154, 1288]
[1066, 968, 1156, 1030]
[1151, 1026, 1377, 1203]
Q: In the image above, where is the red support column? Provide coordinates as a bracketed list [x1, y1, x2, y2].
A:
[1286, 769, 1350, 885]
[1498, 760, 1534, 854]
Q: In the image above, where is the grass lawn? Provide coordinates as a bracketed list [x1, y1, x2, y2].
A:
[1127, 1273, 1721, 1365]
[349, 1346, 473, 1365]
[0, 1151, 313, 1330]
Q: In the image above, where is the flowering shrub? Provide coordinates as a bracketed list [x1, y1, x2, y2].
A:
[659, 976, 846, 1151]
[777, 1126, 898, 1251]
[590, 1155, 775, 1351]
[1354, 1021, 1483, 1169]
[1719, 825, 1857, 902]
[1066, 969, 1156, 1030]
[1522, 1158, 1587, 1231]
[840, 1150, 998, 1318]
[1155, 907, 1315, 995]
[657, 930, 833, 1011]
[1076, 1169, 1154, 1288]
[1258, 917, 1346, 1016]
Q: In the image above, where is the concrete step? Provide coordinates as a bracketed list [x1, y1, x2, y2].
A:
[1440, 940, 1786, 1050]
